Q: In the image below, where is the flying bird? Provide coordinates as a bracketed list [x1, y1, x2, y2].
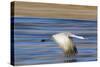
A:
[41, 32, 85, 60]
[52, 32, 85, 57]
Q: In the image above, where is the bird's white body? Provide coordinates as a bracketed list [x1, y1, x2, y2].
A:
[52, 32, 84, 57]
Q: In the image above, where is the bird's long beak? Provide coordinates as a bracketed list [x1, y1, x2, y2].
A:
[69, 34, 85, 39]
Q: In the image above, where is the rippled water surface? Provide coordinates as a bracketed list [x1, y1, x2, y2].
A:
[12, 17, 97, 65]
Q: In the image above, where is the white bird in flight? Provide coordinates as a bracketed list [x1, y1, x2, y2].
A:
[52, 32, 85, 57]
[41, 32, 85, 58]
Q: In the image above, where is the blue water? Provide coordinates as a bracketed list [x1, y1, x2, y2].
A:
[12, 17, 97, 65]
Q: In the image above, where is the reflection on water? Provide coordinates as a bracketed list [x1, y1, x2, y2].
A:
[12, 17, 97, 65]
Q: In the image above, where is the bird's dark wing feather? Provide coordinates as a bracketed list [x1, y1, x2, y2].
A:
[73, 45, 78, 54]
